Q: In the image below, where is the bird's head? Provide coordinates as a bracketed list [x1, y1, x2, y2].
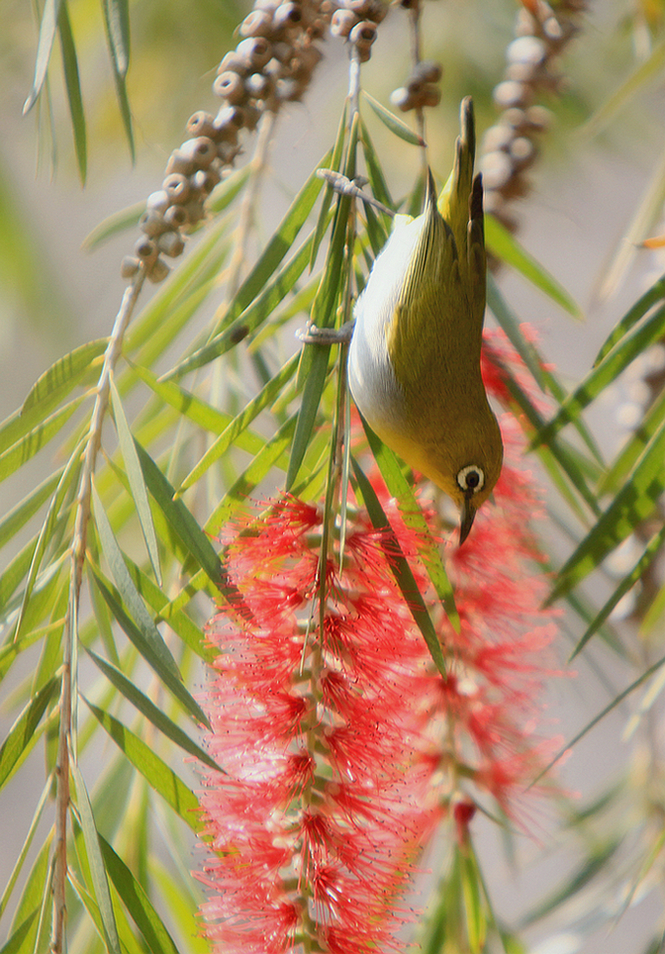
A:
[418, 411, 503, 545]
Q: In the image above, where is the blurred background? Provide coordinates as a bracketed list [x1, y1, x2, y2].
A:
[2, 1, 665, 952]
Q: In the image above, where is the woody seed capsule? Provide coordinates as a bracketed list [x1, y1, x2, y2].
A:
[134, 237, 159, 264]
[164, 205, 189, 229]
[147, 258, 170, 283]
[163, 173, 190, 203]
[240, 9, 274, 36]
[214, 71, 247, 105]
[236, 36, 273, 70]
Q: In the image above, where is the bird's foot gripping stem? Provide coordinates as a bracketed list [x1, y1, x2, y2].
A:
[297, 320, 355, 346]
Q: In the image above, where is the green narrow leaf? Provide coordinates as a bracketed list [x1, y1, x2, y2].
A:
[459, 848, 487, 954]
[6, 821, 52, 943]
[109, 378, 162, 583]
[582, 40, 665, 139]
[361, 419, 460, 631]
[178, 353, 300, 492]
[491, 352, 602, 518]
[571, 525, 665, 658]
[126, 216, 234, 355]
[84, 700, 200, 829]
[70, 760, 122, 954]
[351, 456, 447, 678]
[89, 565, 207, 728]
[595, 274, 665, 364]
[598, 386, 665, 495]
[287, 128, 359, 490]
[101, 0, 129, 74]
[0, 911, 40, 954]
[85, 648, 224, 774]
[206, 412, 297, 532]
[23, 0, 64, 113]
[159, 151, 328, 382]
[12, 442, 82, 643]
[123, 556, 214, 661]
[0, 470, 62, 549]
[359, 116, 395, 210]
[287, 345, 332, 491]
[0, 677, 59, 789]
[551, 416, 665, 601]
[0, 538, 38, 621]
[82, 201, 144, 250]
[361, 90, 425, 146]
[58, 2, 87, 182]
[0, 778, 51, 921]
[168, 225, 316, 380]
[91, 485, 173, 678]
[135, 442, 226, 590]
[21, 339, 106, 414]
[0, 395, 85, 482]
[98, 835, 182, 954]
[487, 275, 604, 467]
[520, 839, 621, 926]
[534, 303, 665, 448]
[101, 0, 133, 156]
[485, 215, 581, 318]
[310, 105, 348, 269]
[211, 152, 329, 333]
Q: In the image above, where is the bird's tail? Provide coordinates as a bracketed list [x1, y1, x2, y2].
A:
[437, 97, 486, 310]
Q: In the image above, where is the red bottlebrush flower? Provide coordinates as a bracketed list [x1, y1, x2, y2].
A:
[197, 497, 437, 954]
[197, 337, 564, 952]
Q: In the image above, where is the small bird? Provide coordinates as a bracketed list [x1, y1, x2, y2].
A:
[348, 97, 503, 543]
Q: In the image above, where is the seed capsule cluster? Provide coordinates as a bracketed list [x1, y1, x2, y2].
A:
[122, 0, 333, 283]
[481, 0, 588, 233]
[390, 60, 442, 113]
[329, 0, 387, 62]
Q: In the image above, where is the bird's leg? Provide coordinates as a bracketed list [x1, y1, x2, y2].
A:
[297, 320, 355, 345]
[316, 169, 395, 218]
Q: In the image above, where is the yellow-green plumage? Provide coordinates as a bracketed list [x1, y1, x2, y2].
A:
[348, 97, 503, 542]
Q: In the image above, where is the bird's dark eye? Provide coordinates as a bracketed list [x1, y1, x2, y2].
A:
[456, 465, 485, 496]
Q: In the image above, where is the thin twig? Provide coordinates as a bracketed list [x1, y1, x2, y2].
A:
[223, 110, 277, 305]
[408, 1, 429, 182]
[51, 269, 145, 954]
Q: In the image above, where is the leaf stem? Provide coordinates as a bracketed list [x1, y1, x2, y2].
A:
[51, 269, 144, 953]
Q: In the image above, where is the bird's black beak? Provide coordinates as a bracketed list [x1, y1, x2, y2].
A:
[459, 497, 476, 546]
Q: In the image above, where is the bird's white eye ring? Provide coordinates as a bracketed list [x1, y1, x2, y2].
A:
[457, 465, 485, 496]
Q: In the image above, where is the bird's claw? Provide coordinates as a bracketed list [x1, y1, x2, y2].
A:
[297, 320, 355, 345]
